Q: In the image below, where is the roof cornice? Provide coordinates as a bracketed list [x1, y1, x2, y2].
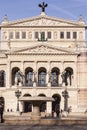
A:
[0, 14, 86, 27]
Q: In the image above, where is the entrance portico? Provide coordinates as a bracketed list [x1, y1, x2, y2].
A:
[19, 96, 54, 120]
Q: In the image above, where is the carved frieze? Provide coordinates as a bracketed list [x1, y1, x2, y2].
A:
[12, 17, 74, 27]
[15, 45, 72, 54]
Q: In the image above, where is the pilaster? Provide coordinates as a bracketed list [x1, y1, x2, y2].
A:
[73, 61, 77, 88]
[6, 61, 11, 88]
[33, 61, 37, 87]
[20, 61, 25, 86]
[47, 61, 51, 87]
[46, 102, 52, 116]
[59, 61, 64, 86]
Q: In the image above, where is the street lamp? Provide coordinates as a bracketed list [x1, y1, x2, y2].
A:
[15, 89, 22, 111]
[62, 88, 69, 111]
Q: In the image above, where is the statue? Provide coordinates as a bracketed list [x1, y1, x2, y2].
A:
[67, 73, 70, 86]
[48, 72, 51, 83]
[61, 70, 66, 86]
[15, 70, 23, 86]
[33, 71, 37, 87]
[38, 2, 48, 12]
[8, 39, 11, 50]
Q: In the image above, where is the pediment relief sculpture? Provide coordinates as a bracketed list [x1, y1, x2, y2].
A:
[10, 18, 79, 27]
[3, 15, 85, 27]
[10, 44, 75, 55]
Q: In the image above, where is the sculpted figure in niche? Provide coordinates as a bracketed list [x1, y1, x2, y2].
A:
[28, 32, 32, 39]
[33, 71, 37, 82]
[61, 70, 66, 86]
[54, 32, 57, 39]
[48, 72, 51, 83]
[3, 32, 7, 40]
[79, 31, 83, 39]
[15, 70, 23, 86]
[67, 72, 71, 86]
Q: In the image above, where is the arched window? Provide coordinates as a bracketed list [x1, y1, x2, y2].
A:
[38, 67, 47, 86]
[12, 67, 20, 85]
[0, 70, 6, 87]
[25, 68, 33, 86]
[65, 67, 73, 86]
[51, 68, 60, 87]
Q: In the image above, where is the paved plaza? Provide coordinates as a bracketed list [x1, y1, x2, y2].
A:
[0, 124, 87, 130]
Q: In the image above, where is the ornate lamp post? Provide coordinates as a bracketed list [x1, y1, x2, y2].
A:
[62, 88, 69, 111]
[15, 89, 22, 111]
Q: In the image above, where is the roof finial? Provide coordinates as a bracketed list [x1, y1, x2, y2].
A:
[79, 14, 83, 21]
[38, 2, 48, 13]
[2, 14, 9, 24]
[3, 14, 8, 21]
[78, 14, 84, 24]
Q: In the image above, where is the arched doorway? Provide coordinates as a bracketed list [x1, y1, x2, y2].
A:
[0, 70, 6, 87]
[0, 97, 5, 110]
[38, 94, 46, 112]
[23, 94, 32, 112]
[52, 94, 61, 113]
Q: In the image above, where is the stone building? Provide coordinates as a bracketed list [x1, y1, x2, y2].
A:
[0, 3, 87, 116]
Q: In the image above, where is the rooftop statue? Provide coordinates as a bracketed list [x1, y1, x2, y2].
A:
[38, 2, 48, 12]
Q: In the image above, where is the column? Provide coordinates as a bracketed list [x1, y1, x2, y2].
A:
[33, 61, 37, 87]
[47, 61, 51, 87]
[47, 71, 51, 87]
[59, 70, 62, 86]
[20, 61, 24, 86]
[31, 102, 41, 120]
[6, 61, 11, 88]
[73, 61, 77, 87]
[46, 102, 52, 116]
[59, 61, 64, 86]
[19, 101, 23, 113]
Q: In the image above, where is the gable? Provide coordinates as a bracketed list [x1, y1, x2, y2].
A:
[3, 15, 85, 27]
[9, 44, 76, 55]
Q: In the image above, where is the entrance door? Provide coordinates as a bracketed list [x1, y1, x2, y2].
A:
[52, 94, 61, 112]
[24, 102, 32, 112]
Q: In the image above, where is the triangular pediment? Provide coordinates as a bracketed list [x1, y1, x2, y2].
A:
[2, 14, 85, 27]
[8, 44, 76, 55]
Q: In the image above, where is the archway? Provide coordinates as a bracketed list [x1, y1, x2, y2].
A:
[52, 94, 61, 113]
[0, 70, 6, 87]
[0, 97, 5, 110]
[38, 94, 46, 112]
[23, 94, 32, 112]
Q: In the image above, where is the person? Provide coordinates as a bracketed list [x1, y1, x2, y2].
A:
[0, 104, 4, 123]
[56, 108, 60, 118]
[52, 110, 54, 117]
[60, 109, 63, 117]
[67, 106, 72, 114]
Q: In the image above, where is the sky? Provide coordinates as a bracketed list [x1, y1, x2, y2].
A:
[0, 0, 87, 23]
